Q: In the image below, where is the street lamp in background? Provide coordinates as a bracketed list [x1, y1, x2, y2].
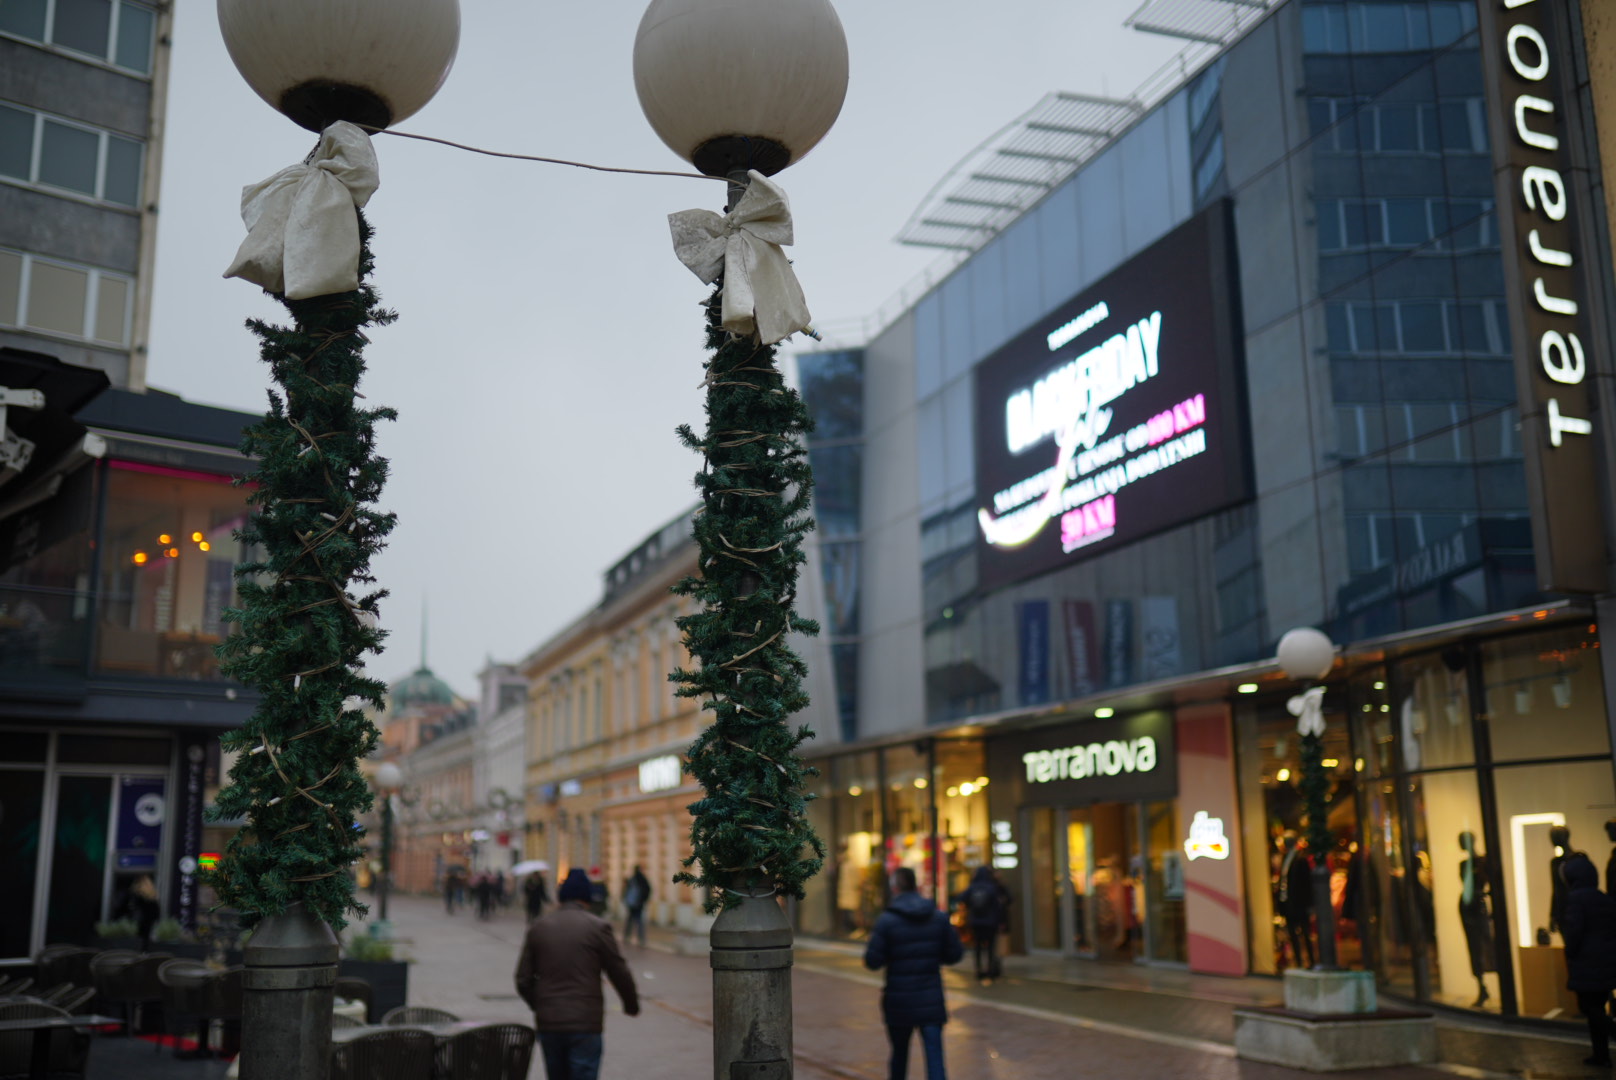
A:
[372, 761, 404, 930]
[633, 2, 847, 1077]
[1277, 626, 1339, 970]
[209, 2, 458, 1078]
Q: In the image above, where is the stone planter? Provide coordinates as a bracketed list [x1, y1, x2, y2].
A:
[338, 958, 408, 1023]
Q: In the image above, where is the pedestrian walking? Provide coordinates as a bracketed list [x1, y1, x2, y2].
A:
[954, 866, 1010, 983]
[622, 865, 651, 946]
[475, 871, 496, 920]
[526, 871, 550, 922]
[1561, 853, 1616, 1067]
[588, 866, 609, 918]
[864, 866, 964, 1080]
[515, 868, 640, 1080]
[443, 868, 460, 915]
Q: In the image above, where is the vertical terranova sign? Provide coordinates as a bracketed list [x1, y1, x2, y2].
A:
[974, 203, 1249, 591]
[1478, 0, 1608, 592]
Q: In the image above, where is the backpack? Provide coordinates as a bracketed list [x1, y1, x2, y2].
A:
[965, 882, 997, 921]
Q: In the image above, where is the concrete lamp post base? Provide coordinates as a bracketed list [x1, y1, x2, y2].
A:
[1234, 970, 1436, 1072]
[710, 892, 794, 1080]
[241, 903, 340, 1080]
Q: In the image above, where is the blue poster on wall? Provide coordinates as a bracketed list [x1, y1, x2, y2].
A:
[115, 776, 166, 853]
[1017, 600, 1051, 706]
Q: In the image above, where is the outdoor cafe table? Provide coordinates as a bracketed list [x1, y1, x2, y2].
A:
[331, 1020, 491, 1044]
[0, 1013, 122, 1080]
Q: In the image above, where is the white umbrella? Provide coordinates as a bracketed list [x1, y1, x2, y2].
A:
[511, 860, 550, 876]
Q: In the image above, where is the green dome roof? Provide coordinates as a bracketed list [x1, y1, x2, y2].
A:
[390, 666, 457, 712]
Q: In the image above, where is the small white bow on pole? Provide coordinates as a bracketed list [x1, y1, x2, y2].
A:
[224, 121, 380, 300]
[669, 170, 811, 346]
[1287, 686, 1327, 738]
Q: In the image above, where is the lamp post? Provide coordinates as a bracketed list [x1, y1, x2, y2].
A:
[1278, 626, 1339, 971]
[633, 2, 847, 1076]
[208, 3, 458, 1078]
[373, 761, 403, 930]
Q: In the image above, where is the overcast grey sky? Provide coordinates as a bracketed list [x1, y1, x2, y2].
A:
[145, 1, 1185, 698]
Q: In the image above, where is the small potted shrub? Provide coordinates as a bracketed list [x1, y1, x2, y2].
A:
[93, 918, 140, 951]
[338, 928, 408, 1023]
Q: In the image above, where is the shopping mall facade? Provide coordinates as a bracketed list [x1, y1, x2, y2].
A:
[790, 0, 1616, 1022]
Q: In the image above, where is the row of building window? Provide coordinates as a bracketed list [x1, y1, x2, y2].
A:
[534, 628, 688, 759]
[1335, 403, 1519, 464]
[1325, 298, 1508, 358]
[1308, 97, 1488, 156]
[0, 0, 154, 75]
[1301, 1, 1478, 56]
[0, 101, 142, 207]
[1317, 197, 1495, 254]
[0, 248, 129, 345]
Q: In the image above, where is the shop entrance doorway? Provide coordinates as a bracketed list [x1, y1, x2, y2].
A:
[1026, 800, 1185, 962]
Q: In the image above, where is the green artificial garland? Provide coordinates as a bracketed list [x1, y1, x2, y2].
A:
[1299, 729, 1332, 858]
[206, 211, 396, 929]
[672, 286, 825, 911]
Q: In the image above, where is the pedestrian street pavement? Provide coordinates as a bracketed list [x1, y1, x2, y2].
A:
[382, 894, 1467, 1080]
[86, 892, 1603, 1079]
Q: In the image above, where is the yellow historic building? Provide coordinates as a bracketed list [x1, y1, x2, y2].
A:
[523, 511, 705, 929]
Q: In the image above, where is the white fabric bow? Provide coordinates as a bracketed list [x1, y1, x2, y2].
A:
[224, 121, 379, 300]
[669, 170, 811, 346]
[1287, 686, 1327, 738]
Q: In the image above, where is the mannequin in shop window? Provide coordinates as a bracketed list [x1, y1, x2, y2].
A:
[1278, 832, 1314, 969]
[1551, 825, 1582, 941]
[1458, 831, 1496, 1007]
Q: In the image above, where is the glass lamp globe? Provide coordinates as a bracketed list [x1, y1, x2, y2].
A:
[218, 0, 461, 133]
[373, 761, 404, 792]
[1277, 627, 1336, 682]
[633, 0, 849, 177]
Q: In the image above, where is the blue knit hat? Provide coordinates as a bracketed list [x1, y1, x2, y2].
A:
[558, 868, 592, 903]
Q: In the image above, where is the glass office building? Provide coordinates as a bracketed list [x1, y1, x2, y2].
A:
[795, 0, 1616, 1022]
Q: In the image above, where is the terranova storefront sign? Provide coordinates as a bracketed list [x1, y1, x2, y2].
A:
[990, 710, 1177, 806]
[973, 203, 1250, 591]
[1477, 0, 1608, 592]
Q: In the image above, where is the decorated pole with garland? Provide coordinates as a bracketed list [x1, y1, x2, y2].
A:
[670, 245, 825, 1080]
[670, 280, 824, 908]
[207, 213, 395, 925]
[211, 2, 458, 1074]
[209, 215, 396, 1080]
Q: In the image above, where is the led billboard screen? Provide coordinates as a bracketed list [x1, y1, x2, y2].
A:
[974, 203, 1249, 591]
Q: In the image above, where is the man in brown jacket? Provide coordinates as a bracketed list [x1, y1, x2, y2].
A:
[514, 867, 639, 1080]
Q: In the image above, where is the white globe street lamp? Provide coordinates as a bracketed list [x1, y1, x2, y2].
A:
[633, 2, 848, 1075]
[1277, 626, 1336, 682]
[634, 0, 848, 178]
[213, 4, 459, 1076]
[1277, 626, 1339, 971]
[218, 0, 460, 132]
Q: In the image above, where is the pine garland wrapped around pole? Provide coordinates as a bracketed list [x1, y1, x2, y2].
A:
[1299, 725, 1339, 968]
[671, 285, 825, 908]
[206, 210, 396, 931]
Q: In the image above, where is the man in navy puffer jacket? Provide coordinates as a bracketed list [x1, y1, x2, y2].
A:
[863, 867, 965, 1080]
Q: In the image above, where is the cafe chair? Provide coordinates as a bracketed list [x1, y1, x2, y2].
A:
[330, 1013, 367, 1029]
[434, 1023, 535, 1080]
[156, 959, 212, 1057]
[333, 977, 374, 1023]
[0, 1001, 90, 1079]
[329, 1029, 434, 1080]
[380, 1006, 458, 1027]
[55, 990, 96, 1017]
[98, 953, 171, 1037]
[197, 967, 243, 1057]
